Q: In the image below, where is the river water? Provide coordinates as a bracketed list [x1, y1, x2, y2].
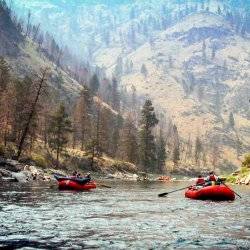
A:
[0, 181, 249, 249]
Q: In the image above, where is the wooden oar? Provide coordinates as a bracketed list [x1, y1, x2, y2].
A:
[96, 183, 112, 188]
[223, 182, 242, 198]
[158, 185, 191, 197]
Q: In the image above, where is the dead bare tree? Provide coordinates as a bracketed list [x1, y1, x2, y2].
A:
[16, 67, 50, 159]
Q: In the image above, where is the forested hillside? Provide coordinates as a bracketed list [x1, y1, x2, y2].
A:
[1, 0, 250, 174]
[0, 1, 168, 174]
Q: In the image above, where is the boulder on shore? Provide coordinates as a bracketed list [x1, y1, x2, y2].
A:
[0, 157, 24, 172]
[0, 157, 51, 183]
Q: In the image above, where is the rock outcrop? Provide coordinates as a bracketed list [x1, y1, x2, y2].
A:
[0, 157, 51, 183]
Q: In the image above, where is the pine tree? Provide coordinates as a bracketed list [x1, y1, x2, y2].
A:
[0, 82, 15, 147]
[0, 57, 10, 92]
[229, 112, 235, 129]
[110, 114, 123, 157]
[72, 88, 92, 150]
[139, 99, 159, 172]
[115, 56, 123, 77]
[217, 6, 222, 15]
[89, 74, 100, 94]
[173, 145, 180, 166]
[156, 129, 167, 173]
[195, 136, 203, 164]
[48, 103, 72, 164]
[118, 114, 138, 163]
[211, 142, 220, 170]
[111, 77, 120, 111]
[141, 64, 148, 77]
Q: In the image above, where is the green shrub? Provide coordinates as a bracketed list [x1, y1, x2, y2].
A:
[242, 154, 250, 168]
[239, 167, 250, 177]
[226, 175, 237, 183]
[31, 153, 47, 168]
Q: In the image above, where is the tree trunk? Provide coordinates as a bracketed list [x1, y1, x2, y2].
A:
[16, 68, 49, 159]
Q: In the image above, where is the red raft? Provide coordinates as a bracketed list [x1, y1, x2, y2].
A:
[54, 174, 96, 191]
[58, 180, 97, 191]
[185, 185, 235, 201]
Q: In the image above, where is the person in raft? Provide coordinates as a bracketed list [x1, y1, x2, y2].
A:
[72, 171, 77, 177]
[73, 171, 91, 180]
[196, 175, 206, 186]
[205, 171, 221, 186]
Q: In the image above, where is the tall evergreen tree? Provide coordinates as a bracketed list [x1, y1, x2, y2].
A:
[141, 64, 148, 77]
[229, 112, 235, 129]
[48, 103, 72, 164]
[139, 99, 159, 172]
[173, 145, 180, 166]
[111, 77, 120, 111]
[89, 74, 100, 94]
[156, 129, 167, 173]
[118, 114, 138, 164]
[195, 136, 203, 164]
[0, 57, 10, 92]
[202, 40, 207, 64]
[72, 88, 92, 150]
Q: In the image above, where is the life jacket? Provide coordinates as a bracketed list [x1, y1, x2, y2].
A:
[208, 175, 217, 182]
[196, 177, 205, 185]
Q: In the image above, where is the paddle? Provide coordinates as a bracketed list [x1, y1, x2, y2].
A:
[222, 182, 242, 198]
[158, 185, 192, 197]
[97, 183, 112, 188]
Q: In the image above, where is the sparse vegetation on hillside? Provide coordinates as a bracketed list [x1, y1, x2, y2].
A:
[226, 153, 250, 184]
[0, 1, 169, 174]
[1, 0, 249, 174]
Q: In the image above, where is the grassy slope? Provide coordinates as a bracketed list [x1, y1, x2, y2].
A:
[2, 37, 128, 173]
[6, 40, 83, 100]
[226, 154, 250, 184]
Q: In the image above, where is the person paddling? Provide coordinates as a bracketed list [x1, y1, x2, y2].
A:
[196, 175, 205, 186]
[205, 171, 220, 186]
[72, 171, 77, 177]
[206, 171, 219, 182]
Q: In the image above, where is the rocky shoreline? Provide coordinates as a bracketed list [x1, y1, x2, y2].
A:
[0, 157, 56, 183]
[1, 156, 249, 185]
[227, 170, 250, 185]
[0, 157, 140, 184]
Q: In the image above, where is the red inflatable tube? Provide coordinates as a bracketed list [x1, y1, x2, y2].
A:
[58, 180, 97, 191]
[185, 185, 235, 201]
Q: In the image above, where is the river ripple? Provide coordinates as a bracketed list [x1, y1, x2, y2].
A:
[0, 181, 249, 249]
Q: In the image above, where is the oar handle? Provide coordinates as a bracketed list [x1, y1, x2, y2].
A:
[158, 185, 192, 197]
[167, 186, 191, 194]
[223, 182, 242, 198]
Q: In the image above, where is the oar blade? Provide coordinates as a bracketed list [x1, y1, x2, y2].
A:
[158, 192, 168, 197]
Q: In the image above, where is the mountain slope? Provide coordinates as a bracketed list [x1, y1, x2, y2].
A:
[115, 12, 250, 168]
[10, 0, 250, 171]
[0, 3, 22, 56]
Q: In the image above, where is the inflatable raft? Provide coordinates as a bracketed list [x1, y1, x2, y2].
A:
[54, 174, 96, 191]
[185, 185, 235, 201]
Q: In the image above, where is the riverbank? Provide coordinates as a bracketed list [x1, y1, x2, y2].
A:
[225, 154, 250, 185]
[0, 155, 186, 184]
[0, 155, 138, 184]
